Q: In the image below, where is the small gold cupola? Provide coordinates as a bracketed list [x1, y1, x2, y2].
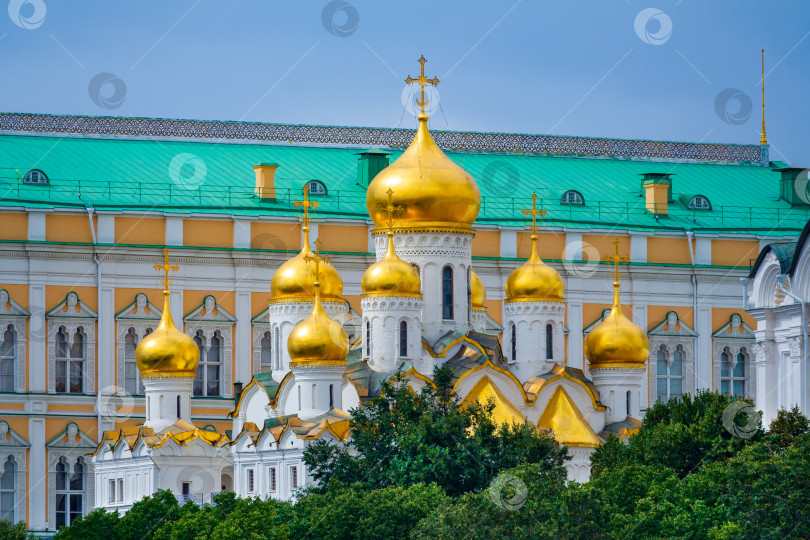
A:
[505, 194, 564, 302]
[471, 269, 486, 309]
[362, 189, 421, 297]
[287, 247, 349, 367]
[365, 56, 481, 232]
[136, 250, 199, 377]
[271, 185, 343, 301]
[584, 241, 650, 367]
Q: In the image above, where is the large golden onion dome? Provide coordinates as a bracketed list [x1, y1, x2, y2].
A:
[362, 232, 421, 296]
[365, 113, 481, 231]
[584, 280, 650, 367]
[136, 252, 199, 377]
[471, 269, 486, 309]
[270, 225, 343, 301]
[288, 279, 349, 367]
[505, 234, 564, 302]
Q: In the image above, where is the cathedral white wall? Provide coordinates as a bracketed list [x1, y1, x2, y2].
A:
[360, 296, 422, 373]
[502, 301, 565, 382]
[290, 366, 345, 419]
[142, 376, 194, 431]
[588, 367, 645, 424]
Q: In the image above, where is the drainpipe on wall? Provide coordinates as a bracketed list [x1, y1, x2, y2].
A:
[685, 230, 699, 385]
[85, 206, 103, 442]
[776, 275, 808, 415]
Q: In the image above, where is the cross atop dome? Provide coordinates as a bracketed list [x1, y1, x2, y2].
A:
[405, 56, 440, 116]
[304, 239, 330, 286]
[294, 184, 319, 227]
[154, 248, 180, 292]
[378, 188, 404, 234]
[605, 240, 630, 282]
[521, 192, 547, 234]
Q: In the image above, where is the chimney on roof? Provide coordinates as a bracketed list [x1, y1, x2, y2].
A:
[253, 163, 279, 200]
[641, 173, 673, 215]
[356, 149, 390, 188]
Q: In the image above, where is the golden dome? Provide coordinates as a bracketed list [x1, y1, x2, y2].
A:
[471, 269, 486, 308]
[584, 281, 649, 367]
[270, 226, 343, 301]
[362, 233, 421, 296]
[288, 281, 349, 367]
[505, 235, 564, 302]
[136, 291, 199, 377]
[366, 113, 481, 231]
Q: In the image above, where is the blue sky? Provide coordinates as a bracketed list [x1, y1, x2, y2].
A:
[2, 0, 809, 163]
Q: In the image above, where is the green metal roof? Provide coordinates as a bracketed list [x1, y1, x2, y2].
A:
[0, 116, 806, 236]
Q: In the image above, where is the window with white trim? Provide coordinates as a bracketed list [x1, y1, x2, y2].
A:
[290, 466, 298, 490]
[55, 326, 86, 394]
[247, 469, 254, 493]
[720, 347, 747, 397]
[117, 479, 123, 504]
[260, 331, 272, 373]
[560, 190, 584, 205]
[124, 327, 151, 395]
[268, 467, 277, 493]
[0, 457, 15, 522]
[688, 195, 711, 210]
[0, 326, 16, 392]
[23, 169, 48, 185]
[306, 180, 327, 195]
[193, 330, 222, 397]
[55, 457, 85, 529]
[399, 321, 408, 358]
[655, 345, 683, 401]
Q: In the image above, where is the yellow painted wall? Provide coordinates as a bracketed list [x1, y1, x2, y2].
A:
[318, 224, 369, 253]
[115, 288, 164, 315]
[45, 417, 98, 444]
[712, 307, 756, 333]
[484, 299, 502, 325]
[472, 230, 500, 258]
[115, 216, 165, 246]
[251, 292, 273, 320]
[582, 234, 630, 262]
[47, 286, 98, 312]
[343, 294, 361, 315]
[584, 302, 633, 329]
[46, 214, 96, 244]
[183, 290, 235, 316]
[251, 222, 301, 251]
[1, 284, 28, 310]
[2, 418, 28, 439]
[647, 305, 694, 331]
[711, 239, 760, 267]
[0, 213, 28, 241]
[183, 219, 234, 249]
[48, 404, 96, 412]
[517, 232, 566, 260]
[647, 237, 694, 265]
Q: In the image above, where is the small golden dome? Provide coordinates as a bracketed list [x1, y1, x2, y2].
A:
[505, 235, 564, 302]
[584, 282, 649, 367]
[362, 233, 421, 296]
[288, 283, 349, 367]
[270, 226, 343, 301]
[471, 269, 486, 308]
[136, 292, 199, 377]
[366, 114, 481, 231]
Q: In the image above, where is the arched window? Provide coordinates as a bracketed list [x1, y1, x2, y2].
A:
[365, 320, 371, 357]
[0, 457, 15, 522]
[260, 331, 272, 373]
[545, 324, 553, 360]
[688, 195, 711, 210]
[560, 190, 584, 205]
[23, 169, 48, 185]
[510, 324, 517, 362]
[329, 384, 334, 408]
[56, 327, 84, 394]
[306, 180, 327, 195]
[273, 327, 281, 370]
[655, 344, 683, 401]
[55, 458, 84, 528]
[721, 347, 746, 397]
[311, 384, 316, 409]
[191, 329, 222, 397]
[297, 385, 302, 411]
[399, 321, 408, 358]
[176, 395, 181, 419]
[626, 390, 632, 417]
[442, 266, 454, 320]
[124, 328, 142, 395]
[0, 325, 16, 392]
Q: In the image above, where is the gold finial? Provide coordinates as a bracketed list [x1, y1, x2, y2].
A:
[521, 192, 547, 234]
[605, 240, 630, 283]
[154, 248, 180, 293]
[405, 55, 440, 116]
[378, 188, 404, 235]
[304, 239, 330, 286]
[294, 184, 319, 228]
[760, 48, 767, 145]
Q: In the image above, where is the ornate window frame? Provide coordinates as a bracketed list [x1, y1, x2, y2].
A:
[648, 311, 698, 401]
[46, 293, 97, 394]
[115, 293, 162, 395]
[185, 295, 236, 398]
[251, 308, 273, 375]
[0, 421, 29, 524]
[46, 422, 96, 530]
[0, 290, 29, 393]
[712, 314, 756, 398]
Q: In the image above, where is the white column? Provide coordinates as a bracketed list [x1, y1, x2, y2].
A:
[171, 290, 184, 332]
[234, 290, 251, 384]
[630, 234, 647, 264]
[564, 232, 582, 260]
[166, 217, 183, 246]
[695, 237, 711, 265]
[500, 230, 517, 259]
[233, 219, 251, 249]
[28, 284, 46, 392]
[368, 226, 376, 254]
[307, 223, 319, 251]
[28, 212, 46, 241]
[97, 214, 115, 244]
[632, 304, 649, 410]
[99, 282, 116, 427]
[28, 416, 46, 530]
[567, 302, 583, 370]
[695, 306, 712, 390]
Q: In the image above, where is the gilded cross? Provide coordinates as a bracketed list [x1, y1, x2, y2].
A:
[405, 55, 440, 116]
[377, 188, 404, 232]
[293, 184, 319, 226]
[605, 240, 630, 281]
[304, 239, 330, 283]
[521, 193, 547, 234]
[154, 248, 180, 290]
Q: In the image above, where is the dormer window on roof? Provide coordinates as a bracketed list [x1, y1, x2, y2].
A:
[688, 195, 711, 210]
[561, 190, 584, 206]
[23, 169, 48, 185]
[306, 180, 327, 196]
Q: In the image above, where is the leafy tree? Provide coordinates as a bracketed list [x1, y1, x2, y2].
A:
[0, 520, 34, 540]
[53, 508, 119, 539]
[116, 489, 182, 540]
[305, 367, 567, 496]
[768, 405, 810, 448]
